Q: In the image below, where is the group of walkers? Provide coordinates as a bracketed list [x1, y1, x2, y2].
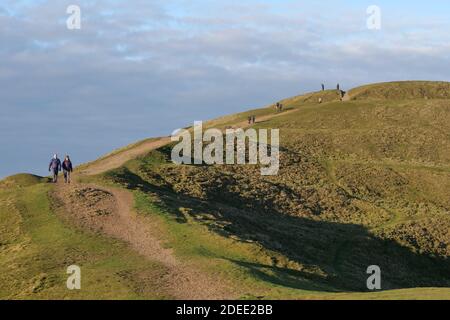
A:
[319, 83, 345, 103]
[321, 83, 341, 91]
[247, 115, 256, 125]
[275, 102, 284, 112]
[49, 154, 73, 183]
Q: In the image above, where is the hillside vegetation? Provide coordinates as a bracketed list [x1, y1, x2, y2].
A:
[346, 81, 450, 101]
[1, 81, 449, 299]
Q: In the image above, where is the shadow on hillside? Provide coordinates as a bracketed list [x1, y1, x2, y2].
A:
[228, 259, 339, 292]
[104, 168, 188, 224]
[107, 167, 450, 292]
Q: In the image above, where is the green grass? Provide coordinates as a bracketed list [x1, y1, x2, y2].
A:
[347, 81, 450, 100]
[203, 89, 342, 130]
[0, 173, 49, 188]
[132, 190, 337, 298]
[98, 161, 450, 299]
[92, 82, 449, 298]
[0, 179, 170, 299]
[1, 81, 449, 299]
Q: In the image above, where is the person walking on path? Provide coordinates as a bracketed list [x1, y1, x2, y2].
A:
[252, 115, 256, 124]
[49, 154, 61, 183]
[62, 155, 73, 184]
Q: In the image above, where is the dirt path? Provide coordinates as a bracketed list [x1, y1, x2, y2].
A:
[54, 133, 237, 299]
[230, 108, 299, 130]
[79, 108, 298, 177]
[79, 137, 171, 176]
[53, 181, 235, 299]
[53, 109, 299, 299]
[342, 92, 351, 101]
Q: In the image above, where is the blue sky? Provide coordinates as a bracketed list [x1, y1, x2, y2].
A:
[1, 0, 450, 178]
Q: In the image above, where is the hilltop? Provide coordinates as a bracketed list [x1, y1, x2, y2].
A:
[1, 81, 449, 299]
[345, 81, 450, 101]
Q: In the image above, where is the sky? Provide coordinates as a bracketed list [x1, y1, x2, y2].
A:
[1, 0, 450, 178]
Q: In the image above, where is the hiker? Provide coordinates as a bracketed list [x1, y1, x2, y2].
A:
[48, 154, 61, 183]
[62, 155, 73, 184]
[321, 84, 325, 91]
[337, 83, 340, 91]
[252, 115, 256, 124]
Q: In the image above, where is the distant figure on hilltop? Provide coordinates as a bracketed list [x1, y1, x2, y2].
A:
[275, 102, 283, 113]
[321, 84, 325, 91]
[337, 83, 340, 91]
[62, 155, 73, 184]
[49, 154, 61, 183]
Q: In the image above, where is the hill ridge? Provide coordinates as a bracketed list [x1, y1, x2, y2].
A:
[1, 80, 449, 300]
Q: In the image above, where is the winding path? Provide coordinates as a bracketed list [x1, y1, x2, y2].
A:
[78, 137, 171, 176]
[52, 107, 302, 299]
[53, 182, 234, 299]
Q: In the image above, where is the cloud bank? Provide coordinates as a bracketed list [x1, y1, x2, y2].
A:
[1, 0, 449, 177]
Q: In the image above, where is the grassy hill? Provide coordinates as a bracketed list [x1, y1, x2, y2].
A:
[1, 81, 449, 299]
[346, 81, 450, 101]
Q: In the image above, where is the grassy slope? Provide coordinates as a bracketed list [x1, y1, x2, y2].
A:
[346, 81, 450, 101]
[90, 81, 449, 299]
[2, 174, 448, 299]
[0, 176, 170, 299]
[105, 168, 450, 299]
[1, 81, 449, 299]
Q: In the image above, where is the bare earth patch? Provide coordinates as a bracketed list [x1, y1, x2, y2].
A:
[52, 182, 235, 300]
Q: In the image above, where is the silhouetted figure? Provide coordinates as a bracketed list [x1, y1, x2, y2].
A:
[321, 84, 325, 91]
[252, 115, 256, 124]
[337, 83, 340, 91]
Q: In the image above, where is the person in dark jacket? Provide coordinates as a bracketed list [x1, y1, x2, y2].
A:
[62, 155, 73, 184]
[49, 154, 61, 183]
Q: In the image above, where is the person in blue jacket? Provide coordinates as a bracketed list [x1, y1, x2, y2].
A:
[49, 154, 61, 183]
